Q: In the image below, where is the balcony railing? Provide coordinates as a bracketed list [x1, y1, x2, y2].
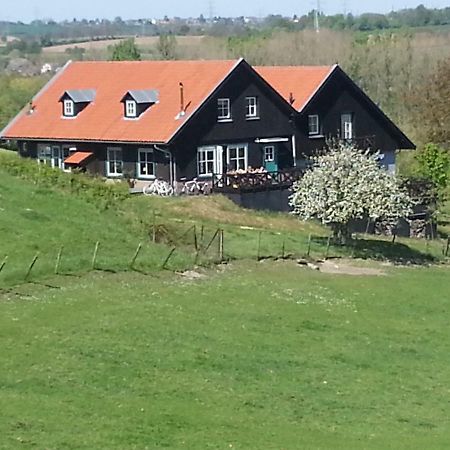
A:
[212, 167, 305, 193]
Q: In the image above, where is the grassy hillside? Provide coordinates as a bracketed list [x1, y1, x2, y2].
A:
[0, 163, 192, 286]
[0, 149, 445, 287]
[1, 262, 449, 448]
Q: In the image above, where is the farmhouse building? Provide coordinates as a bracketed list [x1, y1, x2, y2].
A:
[0, 58, 414, 209]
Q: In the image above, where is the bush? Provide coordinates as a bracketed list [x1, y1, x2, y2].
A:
[0, 151, 128, 210]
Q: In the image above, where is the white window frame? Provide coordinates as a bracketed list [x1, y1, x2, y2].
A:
[245, 96, 259, 119]
[125, 100, 137, 118]
[217, 98, 231, 122]
[197, 146, 219, 177]
[137, 148, 155, 179]
[227, 143, 248, 172]
[106, 147, 123, 177]
[341, 113, 354, 140]
[37, 144, 52, 166]
[308, 114, 320, 135]
[63, 99, 74, 117]
[264, 145, 275, 162]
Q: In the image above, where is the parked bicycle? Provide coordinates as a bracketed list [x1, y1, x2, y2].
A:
[142, 179, 174, 196]
[180, 178, 210, 195]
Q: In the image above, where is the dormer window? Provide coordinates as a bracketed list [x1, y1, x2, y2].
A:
[60, 89, 96, 118]
[121, 89, 159, 119]
[64, 99, 74, 117]
[125, 100, 137, 118]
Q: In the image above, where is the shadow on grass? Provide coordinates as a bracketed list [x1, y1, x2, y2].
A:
[314, 236, 436, 265]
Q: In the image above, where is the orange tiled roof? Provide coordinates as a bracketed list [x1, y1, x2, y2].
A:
[255, 65, 336, 111]
[64, 151, 93, 165]
[2, 59, 241, 143]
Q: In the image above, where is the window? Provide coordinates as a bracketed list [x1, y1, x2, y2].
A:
[217, 98, 231, 121]
[106, 147, 123, 177]
[37, 144, 52, 166]
[198, 146, 217, 176]
[63, 99, 74, 117]
[138, 149, 155, 178]
[308, 115, 320, 135]
[341, 113, 354, 140]
[227, 144, 247, 171]
[264, 146, 275, 162]
[125, 100, 137, 118]
[245, 97, 259, 119]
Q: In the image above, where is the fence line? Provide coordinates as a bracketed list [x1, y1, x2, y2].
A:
[0, 221, 446, 288]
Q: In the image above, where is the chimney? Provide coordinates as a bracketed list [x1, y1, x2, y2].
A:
[179, 82, 185, 116]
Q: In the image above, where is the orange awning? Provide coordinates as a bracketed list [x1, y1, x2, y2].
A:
[64, 151, 93, 165]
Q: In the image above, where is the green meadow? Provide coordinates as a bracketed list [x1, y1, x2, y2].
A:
[1, 149, 449, 448]
[1, 262, 450, 449]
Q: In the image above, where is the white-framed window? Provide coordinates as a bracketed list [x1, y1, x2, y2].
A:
[63, 99, 74, 117]
[308, 114, 320, 135]
[341, 113, 354, 140]
[227, 144, 248, 172]
[217, 98, 231, 121]
[245, 96, 259, 119]
[138, 148, 155, 178]
[106, 147, 123, 177]
[37, 144, 52, 166]
[125, 100, 137, 118]
[198, 146, 217, 176]
[264, 145, 275, 162]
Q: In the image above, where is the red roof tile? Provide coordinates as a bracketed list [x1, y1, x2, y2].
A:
[255, 65, 335, 111]
[64, 151, 93, 165]
[2, 59, 240, 143]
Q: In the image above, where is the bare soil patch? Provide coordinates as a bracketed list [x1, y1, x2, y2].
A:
[318, 259, 387, 276]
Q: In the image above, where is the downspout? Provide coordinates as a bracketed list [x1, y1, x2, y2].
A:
[154, 144, 174, 187]
[291, 134, 297, 167]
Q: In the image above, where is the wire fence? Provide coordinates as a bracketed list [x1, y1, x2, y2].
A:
[1, 219, 448, 289]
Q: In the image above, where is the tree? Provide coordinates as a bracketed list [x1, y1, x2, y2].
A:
[289, 141, 412, 242]
[416, 143, 449, 200]
[156, 34, 177, 60]
[110, 38, 141, 61]
[411, 58, 450, 146]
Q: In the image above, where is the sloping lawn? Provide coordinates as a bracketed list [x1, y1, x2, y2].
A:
[1, 261, 449, 449]
[0, 170, 192, 286]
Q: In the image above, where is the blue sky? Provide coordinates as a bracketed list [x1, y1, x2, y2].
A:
[1, 0, 448, 22]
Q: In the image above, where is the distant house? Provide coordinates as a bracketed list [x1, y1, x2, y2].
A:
[0, 58, 414, 210]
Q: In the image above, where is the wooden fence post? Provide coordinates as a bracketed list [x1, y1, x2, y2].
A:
[152, 210, 157, 243]
[25, 253, 39, 281]
[161, 247, 176, 270]
[281, 236, 286, 259]
[54, 246, 63, 275]
[306, 234, 312, 257]
[257, 231, 262, 261]
[130, 243, 142, 269]
[91, 241, 100, 270]
[325, 235, 332, 260]
[193, 225, 198, 251]
[0, 256, 8, 274]
[200, 224, 204, 246]
[219, 229, 224, 262]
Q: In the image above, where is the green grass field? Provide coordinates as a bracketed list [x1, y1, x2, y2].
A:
[1, 150, 450, 448]
[0, 149, 444, 288]
[1, 262, 450, 449]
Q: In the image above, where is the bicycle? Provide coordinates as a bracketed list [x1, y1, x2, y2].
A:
[180, 178, 210, 195]
[142, 179, 174, 196]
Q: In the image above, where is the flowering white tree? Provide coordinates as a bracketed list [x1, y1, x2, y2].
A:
[289, 141, 412, 242]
